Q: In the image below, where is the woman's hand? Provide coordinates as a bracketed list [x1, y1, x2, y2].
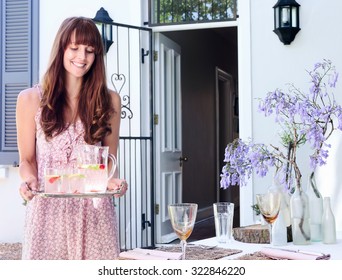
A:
[19, 177, 38, 204]
[107, 178, 128, 198]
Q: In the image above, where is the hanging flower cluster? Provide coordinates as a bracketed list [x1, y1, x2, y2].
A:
[220, 59, 342, 191]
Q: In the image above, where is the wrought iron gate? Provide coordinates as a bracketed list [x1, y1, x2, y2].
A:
[104, 22, 154, 250]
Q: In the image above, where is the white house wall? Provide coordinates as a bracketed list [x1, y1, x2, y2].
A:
[0, 168, 26, 242]
[246, 0, 342, 232]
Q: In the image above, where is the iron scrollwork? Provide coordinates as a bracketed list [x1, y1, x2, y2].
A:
[111, 73, 133, 119]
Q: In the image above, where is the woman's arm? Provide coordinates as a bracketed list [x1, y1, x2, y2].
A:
[103, 90, 128, 197]
[16, 87, 40, 201]
[103, 89, 121, 162]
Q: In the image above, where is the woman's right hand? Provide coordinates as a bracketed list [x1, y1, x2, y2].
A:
[19, 177, 38, 203]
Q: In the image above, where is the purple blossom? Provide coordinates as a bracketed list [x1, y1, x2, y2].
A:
[220, 139, 275, 188]
[329, 72, 339, 88]
[221, 59, 342, 189]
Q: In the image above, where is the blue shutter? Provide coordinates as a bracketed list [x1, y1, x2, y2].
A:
[0, 0, 38, 165]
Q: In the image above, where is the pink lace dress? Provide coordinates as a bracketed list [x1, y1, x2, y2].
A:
[21, 88, 120, 260]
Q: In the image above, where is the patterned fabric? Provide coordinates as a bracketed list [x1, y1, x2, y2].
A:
[21, 86, 120, 260]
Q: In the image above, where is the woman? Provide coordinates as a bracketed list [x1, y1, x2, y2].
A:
[16, 17, 127, 259]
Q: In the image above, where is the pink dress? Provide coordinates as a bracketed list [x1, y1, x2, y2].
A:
[21, 86, 120, 260]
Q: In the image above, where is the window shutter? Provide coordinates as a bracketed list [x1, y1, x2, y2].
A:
[0, 0, 38, 165]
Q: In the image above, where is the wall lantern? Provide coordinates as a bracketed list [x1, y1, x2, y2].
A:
[273, 0, 300, 45]
[92, 7, 113, 53]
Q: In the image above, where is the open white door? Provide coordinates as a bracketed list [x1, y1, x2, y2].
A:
[154, 33, 182, 244]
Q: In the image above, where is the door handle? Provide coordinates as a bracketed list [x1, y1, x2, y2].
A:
[179, 156, 188, 167]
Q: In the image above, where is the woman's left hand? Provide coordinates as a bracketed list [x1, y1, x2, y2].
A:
[108, 178, 128, 198]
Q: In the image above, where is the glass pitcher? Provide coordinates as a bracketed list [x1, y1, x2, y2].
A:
[76, 144, 116, 193]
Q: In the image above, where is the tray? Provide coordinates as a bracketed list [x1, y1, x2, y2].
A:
[33, 190, 120, 198]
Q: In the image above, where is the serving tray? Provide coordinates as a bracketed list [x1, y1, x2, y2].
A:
[33, 190, 120, 198]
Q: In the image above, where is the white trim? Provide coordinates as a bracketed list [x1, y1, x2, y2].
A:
[151, 20, 237, 33]
[237, 0, 254, 226]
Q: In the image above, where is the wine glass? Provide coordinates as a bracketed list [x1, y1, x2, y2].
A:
[168, 203, 198, 260]
[256, 192, 281, 246]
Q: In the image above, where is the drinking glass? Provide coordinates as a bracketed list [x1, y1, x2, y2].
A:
[168, 203, 198, 260]
[44, 168, 61, 193]
[256, 192, 281, 246]
[61, 168, 86, 194]
[213, 202, 234, 243]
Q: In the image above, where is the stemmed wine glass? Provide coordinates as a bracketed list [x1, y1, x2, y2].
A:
[256, 192, 281, 246]
[168, 203, 198, 260]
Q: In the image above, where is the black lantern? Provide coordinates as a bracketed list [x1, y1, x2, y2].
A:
[92, 7, 113, 53]
[273, 0, 300, 45]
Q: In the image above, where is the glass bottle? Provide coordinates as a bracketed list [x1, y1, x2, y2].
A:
[306, 172, 323, 241]
[322, 197, 336, 244]
[290, 184, 311, 245]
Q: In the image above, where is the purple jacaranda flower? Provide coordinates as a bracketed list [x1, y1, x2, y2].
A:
[221, 59, 342, 190]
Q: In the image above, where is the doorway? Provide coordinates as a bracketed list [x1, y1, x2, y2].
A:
[216, 67, 240, 226]
[160, 26, 240, 228]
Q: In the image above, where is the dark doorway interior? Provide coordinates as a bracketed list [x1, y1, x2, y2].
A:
[162, 27, 240, 228]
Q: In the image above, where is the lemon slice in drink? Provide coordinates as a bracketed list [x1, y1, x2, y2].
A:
[80, 164, 105, 170]
[68, 173, 86, 179]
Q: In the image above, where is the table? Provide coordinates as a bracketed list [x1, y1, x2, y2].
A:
[192, 231, 342, 260]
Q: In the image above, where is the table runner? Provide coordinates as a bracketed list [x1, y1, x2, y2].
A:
[235, 251, 275, 260]
[235, 250, 330, 260]
[156, 245, 242, 260]
[0, 243, 22, 260]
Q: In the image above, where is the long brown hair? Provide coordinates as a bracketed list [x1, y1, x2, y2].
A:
[40, 16, 114, 144]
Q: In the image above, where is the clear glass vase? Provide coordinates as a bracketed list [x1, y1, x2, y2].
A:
[306, 172, 323, 242]
[290, 184, 311, 245]
[322, 197, 336, 244]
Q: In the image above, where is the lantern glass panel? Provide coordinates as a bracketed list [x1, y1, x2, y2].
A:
[105, 24, 112, 41]
[280, 6, 291, 27]
[94, 22, 102, 36]
[291, 7, 297, 27]
[275, 7, 280, 28]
